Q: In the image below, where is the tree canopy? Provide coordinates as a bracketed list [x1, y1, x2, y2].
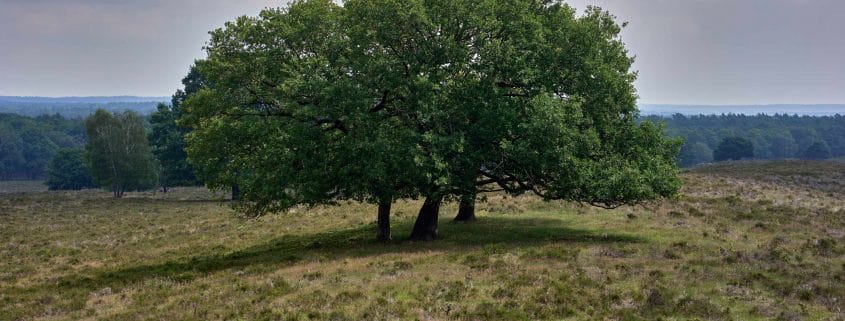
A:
[0, 113, 85, 180]
[148, 66, 205, 191]
[799, 141, 831, 160]
[45, 148, 95, 190]
[677, 142, 713, 167]
[181, 0, 681, 241]
[649, 113, 845, 167]
[85, 110, 158, 198]
[713, 136, 754, 162]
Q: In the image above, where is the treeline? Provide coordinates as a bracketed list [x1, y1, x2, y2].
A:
[0, 74, 201, 193]
[0, 102, 160, 119]
[0, 113, 86, 180]
[26, 104, 199, 192]
[5, 111, 843, 182]
[0, 96, 168, 104]
[650, 114, 845, 167]
[0, 96, 165, 118]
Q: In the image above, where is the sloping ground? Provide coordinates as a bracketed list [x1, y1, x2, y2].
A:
[1, 161, 844, 320]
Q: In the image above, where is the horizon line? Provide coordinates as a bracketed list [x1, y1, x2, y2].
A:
[2, 95, 844, 107]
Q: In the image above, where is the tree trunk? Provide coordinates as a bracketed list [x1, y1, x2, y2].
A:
[376, 200, 392, 242]
[231, 184, 240, 201]
[409, 195, 442, 241]
[453, 192, 477, 222]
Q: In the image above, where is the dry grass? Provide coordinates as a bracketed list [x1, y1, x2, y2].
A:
[0, 181, 47, 194]
[1, 160, 844, 320]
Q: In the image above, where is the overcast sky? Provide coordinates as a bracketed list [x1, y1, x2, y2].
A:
[1, 0, 844, 105]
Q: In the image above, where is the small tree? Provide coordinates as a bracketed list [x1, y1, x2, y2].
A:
[678, 142, 713, 167]
[713, 137, 754, 161]
[45, 148, 95, 190]
[799, 142, 831, 160]
[85, 110, 158, 198]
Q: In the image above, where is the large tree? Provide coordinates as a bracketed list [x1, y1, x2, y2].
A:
[182, 0, 681, 241]
[85, 110, 158, 198]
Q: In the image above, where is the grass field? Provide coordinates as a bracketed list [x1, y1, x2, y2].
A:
[0, 181, 47, 194]
[1, 161, 844, 320]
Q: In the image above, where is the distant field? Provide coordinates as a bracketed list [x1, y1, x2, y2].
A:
[0, 180, 47, 194]
[1, 161, 844, 320]
[689, 160, 845, 196]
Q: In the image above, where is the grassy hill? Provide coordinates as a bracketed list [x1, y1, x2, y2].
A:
[1, 161, 844, 320]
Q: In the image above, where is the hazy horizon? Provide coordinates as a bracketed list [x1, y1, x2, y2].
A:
[3, 95, 843, 118]
[2, 95, 845, 110]
[1, 0, 844, 107]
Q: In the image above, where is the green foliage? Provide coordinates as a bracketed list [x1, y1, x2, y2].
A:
[149, 103, 196, 188]
[85, 109, 158, 197]
[677, 142, 713, 167]
[799, 141, 831, 160]
[0, 124, 25, 179]
[648, 114, 845, 167]
[0, 113, 85, 180]
[181, 0, 680, 220]
[148, 68, 205, 189]
[713, 136, 754, 162]
[45, 148, 95, 190]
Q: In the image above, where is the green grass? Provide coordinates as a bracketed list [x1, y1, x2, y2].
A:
[1, 161, 845, 320]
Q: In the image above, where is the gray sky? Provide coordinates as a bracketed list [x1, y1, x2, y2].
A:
[1, 0, 844, 105]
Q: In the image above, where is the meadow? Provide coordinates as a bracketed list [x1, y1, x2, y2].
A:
[1, 160, 844, 320]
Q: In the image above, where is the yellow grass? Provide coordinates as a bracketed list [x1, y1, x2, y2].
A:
[1, 160, 844, 320]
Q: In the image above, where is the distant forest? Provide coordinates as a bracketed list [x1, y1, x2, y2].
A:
[0, 113, 86, 180]
[640, 104, 845, 117]
[649, 114, 845, 167]
[1, 111, 844, 180]
[0, 96, 167, 118]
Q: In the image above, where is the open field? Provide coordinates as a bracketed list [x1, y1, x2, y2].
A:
[0, 181, 48, 194]
[1, 161, 844, 320]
